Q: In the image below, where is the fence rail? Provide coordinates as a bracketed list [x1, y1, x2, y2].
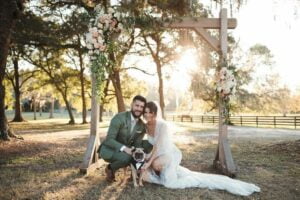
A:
[166, 115, 300, 129]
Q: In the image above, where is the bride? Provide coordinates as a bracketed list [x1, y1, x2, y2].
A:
[141, 101, 260, 196]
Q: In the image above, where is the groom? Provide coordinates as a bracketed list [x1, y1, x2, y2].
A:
[98, 95, 153, 182]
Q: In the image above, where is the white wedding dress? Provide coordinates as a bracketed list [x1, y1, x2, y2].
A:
[143, 120, 260, 196]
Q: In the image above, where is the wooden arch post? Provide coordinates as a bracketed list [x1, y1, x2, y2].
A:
[214, 9, 238, 177]
[80, 73, 101, 174]
[81, 8, 237, 177]
[166, 8, 237, 176]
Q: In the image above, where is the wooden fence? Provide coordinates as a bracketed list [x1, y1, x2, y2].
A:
[165, 115, 300, 129]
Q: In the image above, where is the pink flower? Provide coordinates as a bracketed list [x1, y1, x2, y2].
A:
[94, 42, 100, 49]
[110, 18, 117, 27]
[92, 31, 99, 38]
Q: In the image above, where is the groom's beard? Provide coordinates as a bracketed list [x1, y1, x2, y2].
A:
[131, 110, 142, 118]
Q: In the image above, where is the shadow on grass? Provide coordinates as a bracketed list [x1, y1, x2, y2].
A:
[9, 121, 109, 135]
[0, 137, 89, 199]
[10, 122, 90, 135]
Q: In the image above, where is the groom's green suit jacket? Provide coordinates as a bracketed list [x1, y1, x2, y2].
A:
[99, 111, 148, 160]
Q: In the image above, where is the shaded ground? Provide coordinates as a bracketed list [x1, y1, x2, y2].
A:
[0, 121, 299, 200]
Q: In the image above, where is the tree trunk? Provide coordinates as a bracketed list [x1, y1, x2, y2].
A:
[39, 101, 42, 116]
[78, 47, 87, 124]
[12, 58, 25, 122]
[62, 94, 75, 124]
[143, 34, 166, 119]
[49, 97, 54, 118]
[0, 0, 23, 140]
[99, 104, 104, 122]
[99, 79, 110, 122]
[33, 97, 37, 120]
[110, 71, 125, 112]
[0, 84, 9, 140]
[156, 61, 165, 119]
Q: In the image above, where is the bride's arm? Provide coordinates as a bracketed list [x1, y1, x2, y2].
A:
[142, 122, 168, 170]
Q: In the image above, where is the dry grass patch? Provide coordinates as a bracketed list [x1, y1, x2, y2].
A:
[0, 122, 299, 200]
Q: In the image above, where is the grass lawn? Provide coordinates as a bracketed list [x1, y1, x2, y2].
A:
[0, 121, 299, 200]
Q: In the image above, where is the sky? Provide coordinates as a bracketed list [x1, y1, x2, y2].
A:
[124, 0, 300, 93]
[215, 0, 300, 91]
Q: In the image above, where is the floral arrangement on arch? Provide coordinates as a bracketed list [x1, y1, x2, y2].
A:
[216, 67, 236, 99]
[85, 5, 125, 97]
[85, 5, 124, 60]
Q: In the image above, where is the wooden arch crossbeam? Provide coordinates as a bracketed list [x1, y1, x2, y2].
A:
[80, 8, 237, 177]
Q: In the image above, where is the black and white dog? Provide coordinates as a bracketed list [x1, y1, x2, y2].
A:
[131, 147, 146, 187]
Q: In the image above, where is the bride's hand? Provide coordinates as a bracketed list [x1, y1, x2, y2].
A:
[142, 162, 151, 171]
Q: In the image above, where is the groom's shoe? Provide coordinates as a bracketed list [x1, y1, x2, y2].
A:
[105, 165, 115, 182]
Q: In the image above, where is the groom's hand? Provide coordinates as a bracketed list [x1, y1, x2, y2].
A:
[123, 147, 132, 155]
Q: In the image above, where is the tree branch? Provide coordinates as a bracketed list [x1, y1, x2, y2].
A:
[121, 67, 155, 75]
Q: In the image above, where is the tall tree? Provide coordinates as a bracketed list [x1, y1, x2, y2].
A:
[25, 49, 79, 124]
[5, 48, 38, 122]
[0, 0, 24, 140]
[142, 31, 177, 119]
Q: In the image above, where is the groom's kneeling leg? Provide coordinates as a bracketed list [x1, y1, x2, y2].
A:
[110, 152, 132, 171]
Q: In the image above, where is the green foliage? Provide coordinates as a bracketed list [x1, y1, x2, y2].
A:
[90, 52, 109, 98]
[3, 79, 14, 110]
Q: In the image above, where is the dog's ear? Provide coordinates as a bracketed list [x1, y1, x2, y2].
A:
[131, 147, 136, 152]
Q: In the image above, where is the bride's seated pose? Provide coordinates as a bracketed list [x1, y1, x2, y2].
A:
[141, 101, 260, 196]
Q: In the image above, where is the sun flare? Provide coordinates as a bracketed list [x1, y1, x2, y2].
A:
[169, 48, 198, 93]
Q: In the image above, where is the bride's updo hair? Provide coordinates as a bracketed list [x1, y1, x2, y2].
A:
[145, 101, 158, 115]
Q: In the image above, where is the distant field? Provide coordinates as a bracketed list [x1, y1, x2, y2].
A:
[5, 111, 113, 124]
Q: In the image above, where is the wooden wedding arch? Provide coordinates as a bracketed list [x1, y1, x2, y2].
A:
[80, 8, 237, 177]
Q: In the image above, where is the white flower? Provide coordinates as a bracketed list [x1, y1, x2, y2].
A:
[97, 36, 104, 44]
[97, 23, 103, 29]
[114, 12, 121, 20]
[87, 44, 93, 50]
[104, 23, 109, 30]
[108, 7, 114, 14]
[224, 87, 231, 94]
[216, 67, 236, 97]
[118, 23, 124, 31]
[94, 4, 102, 12]
[88, 50, 94, 55]
[91, 27, 98, 33]
[231, 87, 236, 94]
[86, 33, 93, 42]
